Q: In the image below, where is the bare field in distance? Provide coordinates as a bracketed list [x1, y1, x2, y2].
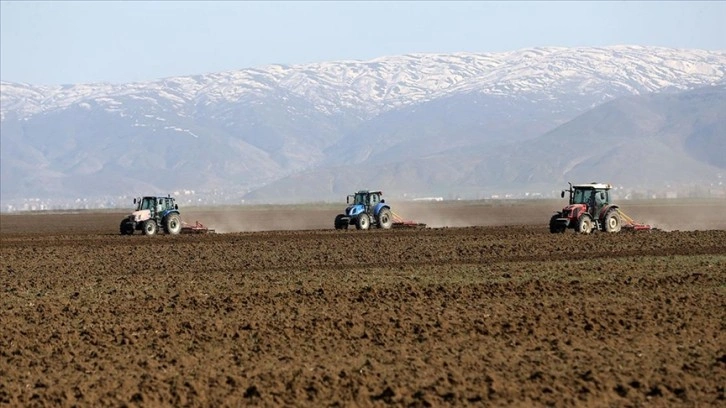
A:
[2, 198, 724, 235]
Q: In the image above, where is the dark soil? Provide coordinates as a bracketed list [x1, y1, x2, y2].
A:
[1, 203, 724, 406]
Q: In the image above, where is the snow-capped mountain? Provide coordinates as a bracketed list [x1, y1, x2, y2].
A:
[3, 46, 723, 120]
[1, 46, 725, 208]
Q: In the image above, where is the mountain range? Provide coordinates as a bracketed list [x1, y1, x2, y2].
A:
[1, 45, 725, 208]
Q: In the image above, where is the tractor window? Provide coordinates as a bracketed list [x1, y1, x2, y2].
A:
[572, 189, 589, 205]
[354, 194, 366, 205]
[370, 194, 379, 205]
[139, 198, 153, 210]
[596, 190, 609, 205]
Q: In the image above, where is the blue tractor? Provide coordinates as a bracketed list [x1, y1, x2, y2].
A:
[334, 190, 394, 230]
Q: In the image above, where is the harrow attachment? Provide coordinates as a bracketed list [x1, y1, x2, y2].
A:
[181, 221, 215, 234]
[391, 211, 427, 229]
[616, 210, 655, 231]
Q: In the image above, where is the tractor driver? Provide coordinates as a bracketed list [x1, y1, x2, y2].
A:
[588, 191, 597, 215]
[370, 193, 379, 206]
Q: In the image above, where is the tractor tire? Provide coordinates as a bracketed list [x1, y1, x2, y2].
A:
[119, 220, 134, 235]
[377, 208, 393, 229]
[604, 210, 621, 233]
[355, 213, 370, 230]
[143, 219, 158, 236]
[577, 214, 593, 234]
[334, 214, 348, 230]
[165, 214, 182, 235]
[549, 213, 565, 233]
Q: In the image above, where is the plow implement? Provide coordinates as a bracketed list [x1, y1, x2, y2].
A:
[391, 211, 427, 229]
[181, 221, 215, 234]
[616, 209, 655, 231]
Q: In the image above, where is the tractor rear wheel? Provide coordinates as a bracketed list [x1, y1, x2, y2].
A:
[356, 214, 370, 230]
[377, 208, 393, 229]
[604, 210, 621, 233]
[577, 214, 593, 234]
[334, 214, 348, 230]
[143, 220, 158, 236]
[549, 213, 565, 233]
[165, 214, 182, 235]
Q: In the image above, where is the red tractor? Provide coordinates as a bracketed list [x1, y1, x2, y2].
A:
[550, 182, 622, 234]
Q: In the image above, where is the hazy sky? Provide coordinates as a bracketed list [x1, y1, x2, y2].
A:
[2, 1, 724, 85]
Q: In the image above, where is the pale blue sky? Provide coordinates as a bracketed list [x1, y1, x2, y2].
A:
[1, 1, 724, 85]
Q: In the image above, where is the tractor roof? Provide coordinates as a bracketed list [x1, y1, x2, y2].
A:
[572, 182, 612, 190]
[141, 195, 175, 199]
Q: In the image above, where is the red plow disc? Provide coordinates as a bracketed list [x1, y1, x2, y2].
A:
[617, 210, 656, 231]
[391, 211, 427, 229]
[622, 223, 654, 231]
[181, 221, 215, 234]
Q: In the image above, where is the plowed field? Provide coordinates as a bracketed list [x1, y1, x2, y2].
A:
[1, 201, 725, 407]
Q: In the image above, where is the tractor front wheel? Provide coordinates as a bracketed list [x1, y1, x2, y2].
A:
[143, 220, 158, 236]
[549, 213, 565, 233]
[334, 214, 348, 230]
[119, 220, 134, 235]
[165, 214, 182, 235]
[577, 214, 593, 234]
[604, 210, 621, 233]
[356, 214, 370, 230]
[377, 208, 393, 229]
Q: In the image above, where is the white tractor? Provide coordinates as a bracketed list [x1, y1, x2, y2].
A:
[119, 195, 182, 236]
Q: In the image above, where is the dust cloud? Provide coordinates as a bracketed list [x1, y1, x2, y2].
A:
[183, 206, 333, 233]
[618, 199, 726, 232]
[181, 199, 726, 233]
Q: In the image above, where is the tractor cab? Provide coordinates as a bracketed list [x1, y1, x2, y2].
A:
[347, 190, 384, 208]
[135, 196, 156, 212]
[134, 196, 178, 215]
[565, 184, 612, 217]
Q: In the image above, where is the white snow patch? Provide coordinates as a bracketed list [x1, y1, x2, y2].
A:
[164, 126, 199, 138]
